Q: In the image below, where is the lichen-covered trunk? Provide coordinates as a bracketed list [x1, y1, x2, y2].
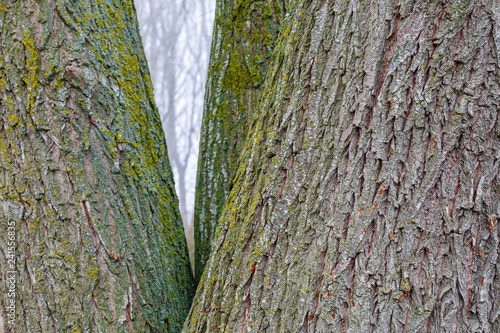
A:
[185, 0, 500, 332]
[193, 0, 285, 283]
[0, 1, 194, 332]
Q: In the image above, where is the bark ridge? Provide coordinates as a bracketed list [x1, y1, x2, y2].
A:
[185, 0, 500, 332]
[0, 1, 194, 331]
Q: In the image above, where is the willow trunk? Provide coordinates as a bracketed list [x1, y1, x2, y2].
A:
[0, 1, 194, 332]
[185, 0, 500, 331]
[194, 0, 285, 283]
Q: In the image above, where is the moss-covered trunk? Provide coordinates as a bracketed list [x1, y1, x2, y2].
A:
[185, 0, 500, 331]
[194, 0, 285, 283]
[0, 1, 194, 331]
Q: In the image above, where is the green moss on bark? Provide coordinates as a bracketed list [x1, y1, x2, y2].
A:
[0, 1, 194, 332]
[186, 0, 500, 331]
[194, 0, 285, 284]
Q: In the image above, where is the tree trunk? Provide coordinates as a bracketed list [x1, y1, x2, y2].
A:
[0, 1, 194, 332]
[185, 0, 500, 332]
[193, 0, 285, 283]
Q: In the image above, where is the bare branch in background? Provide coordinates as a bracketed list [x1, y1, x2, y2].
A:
[135, 0, 215, 231]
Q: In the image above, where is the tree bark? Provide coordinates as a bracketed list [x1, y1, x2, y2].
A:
[0, 1, 194, 332]
[185, 0, 500, 331]
[194, 0, 285, 283]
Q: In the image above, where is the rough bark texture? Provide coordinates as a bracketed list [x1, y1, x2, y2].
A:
[0, 1, 194, 332]
[194, 0, 284, 283]
[185, 0, 500, 331]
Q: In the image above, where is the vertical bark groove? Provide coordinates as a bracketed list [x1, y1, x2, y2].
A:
[185, 0, 500, 332]
[0, 1, 194, 331]
[194, 0, 285, 283]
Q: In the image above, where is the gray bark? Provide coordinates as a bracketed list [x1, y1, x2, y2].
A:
[0, 1, 194, 332]
[185, 0, 500, 332]
[193, 0, 284, 284]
